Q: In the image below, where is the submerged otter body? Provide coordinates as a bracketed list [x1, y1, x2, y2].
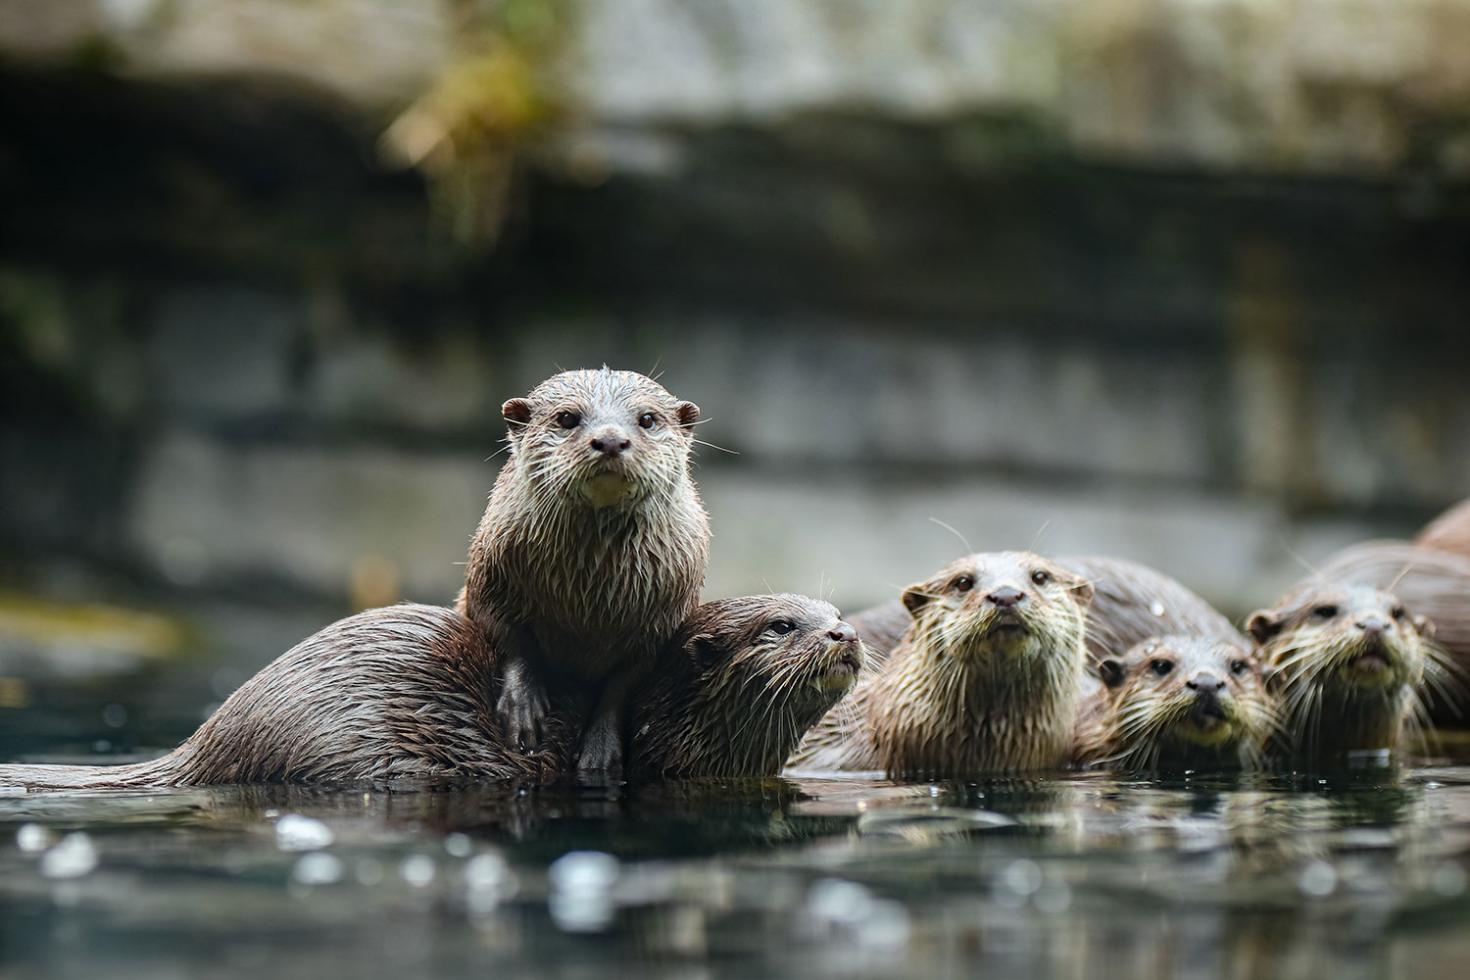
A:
[791, 551, 1093, 776]
[457, 368, 710, 772]
[0, 596, 856, 792]
[1248, 560, 1446, 766]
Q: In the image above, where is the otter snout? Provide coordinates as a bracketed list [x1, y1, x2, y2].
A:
[828, 623, 858, 644]
[987, 586, 1025, 609]
[588, 426, 632, 458]
[1356, 616, 1388, 637]
[1187, 671, 1229, 721]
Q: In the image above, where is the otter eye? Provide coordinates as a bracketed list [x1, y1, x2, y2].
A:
[1312, 605, 1339, 620]
[1030, 569, 1051, 586]
[1230, 659, 1249, 676]
[766, 620, 797, 636]
[1391, 606, 1406, 621]
[637, 412, 658, 429]
[555, 411, 582, 429]
[953, 575, 975, 593]
[1150, 659, 1174, 676]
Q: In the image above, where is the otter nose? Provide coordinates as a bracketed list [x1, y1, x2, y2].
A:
[987, 587, 1025, 609]
[828, 622, 858, 644]
[1186, 672, 1226, 693]
[588, 427, 632, 457]
[1357, 617, 1388, 636]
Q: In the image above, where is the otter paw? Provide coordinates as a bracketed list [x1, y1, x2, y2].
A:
[577, 728, 624, 776]
[496, 679, 549, 752]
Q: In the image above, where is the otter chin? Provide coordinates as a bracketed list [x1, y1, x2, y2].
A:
[789, 551, 1094, 777]
[580, 470, 636, 508]
[1248, 582, 1438, 765]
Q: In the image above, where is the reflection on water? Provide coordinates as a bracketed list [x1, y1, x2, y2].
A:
[4, 755, 1470, 977]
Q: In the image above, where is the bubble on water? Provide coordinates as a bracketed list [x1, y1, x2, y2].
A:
[41, 834, 98, 879]
[1002, 859, 1044, 897]
[275, 814, 334, 852]
[1298, 861, 1338, 897]
[465, 852, 518, 915]
[16, 823, 53, 853]
[355, 858, 384, 887]
[101, 704, 128, 729]
[549, 851, 619, 933]
[401, 854, 437, 888]
[807, 878, 874, 927]
[1429, 862, 1467, 897]
[1034, 881, 1073, 914]
[293, 852, 343, 886]
[860, 898, 911, 950]
[444, 833, 474, 858]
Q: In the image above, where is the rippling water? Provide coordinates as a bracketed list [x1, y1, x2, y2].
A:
[4, 676, 1470, 977]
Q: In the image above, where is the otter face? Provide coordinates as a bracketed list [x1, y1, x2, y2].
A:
[900, 551, 1093, 668]
[1247, 586, 1430, 696]
[1098, 636, 1272, 764]
[502, 368, 700, 509]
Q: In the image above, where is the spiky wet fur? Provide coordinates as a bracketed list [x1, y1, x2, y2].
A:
[631, 595, 861, 779]
[1072, 635, 1279, 771]
[791, 552, 1092, 777]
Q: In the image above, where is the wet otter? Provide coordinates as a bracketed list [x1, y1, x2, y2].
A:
[790, 551, 1093, 776]
[1072, 634, 1275, 771]
[456, 368, 710, 773]
[1417, 498, 1470, 558]
[1247, 569, 1444, 766]
[0, 596, 859, 791]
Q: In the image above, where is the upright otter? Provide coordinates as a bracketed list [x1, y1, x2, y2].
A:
[0, 596, 860, 791]
[790, 551, 1093, 776]
[457, 368, 710, 773]
[1072, 634, 1274, 771]
[1248, 570, 1442, 766]
[1417, 498, 1470, 558]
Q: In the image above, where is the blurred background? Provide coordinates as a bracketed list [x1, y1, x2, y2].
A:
[2, 0, 1470, 745]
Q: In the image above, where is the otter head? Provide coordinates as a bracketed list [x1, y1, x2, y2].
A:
[1096, 635, 1272, 768]
[899, 551, 1093, 676]
[635, 594, 864, 778]
[502, 368, 700, 510]
[1247, 586, 1430, 697]
[1247, 584, 1434, 757]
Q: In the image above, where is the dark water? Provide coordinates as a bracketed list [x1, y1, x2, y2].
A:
[5, 697, 1470, 977]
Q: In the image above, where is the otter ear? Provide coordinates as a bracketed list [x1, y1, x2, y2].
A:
[901, 583, 936, 617]
[1070, 575, 1095, 608]
[1414, 614, 1436, 640]
[687, 633, 722, 670]
[502, 398, 532, 430]
[1098, 658, 1126, 689]
[676, 401, 700, 429]
[1246, 610, 1282, 644]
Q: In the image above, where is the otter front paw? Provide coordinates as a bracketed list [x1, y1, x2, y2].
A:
[577, 722, 624, 776]
[496, 663, 549, 752]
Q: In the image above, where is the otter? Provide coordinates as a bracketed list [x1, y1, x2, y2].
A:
[0, 596, 860, 791]
[1247, 568, 1444, 766]
[456, 368, 710, 773]
[789, 551, 1093, 776]
[1417, 498, 1470, 558]
[1072, 634, 1275, 771]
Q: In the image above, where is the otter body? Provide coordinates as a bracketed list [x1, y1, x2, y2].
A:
[0, 597, 857, 792]
[791, 552, 1093, 777]
[457, 368, 710, 772]
[1417, 498, 1470, 559]
[1248, 559, 1444, 766]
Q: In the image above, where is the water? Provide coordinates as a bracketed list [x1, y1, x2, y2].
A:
[4, 674, 1470, 976]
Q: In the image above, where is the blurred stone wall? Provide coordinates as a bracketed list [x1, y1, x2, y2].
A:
[2, 0, 1469, 617]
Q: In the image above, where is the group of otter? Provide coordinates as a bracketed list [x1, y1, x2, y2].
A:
[5, 368, 1470, 792]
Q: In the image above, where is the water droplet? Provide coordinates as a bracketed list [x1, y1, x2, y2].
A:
[16, 823, 52, 853]
[444, 833, 474, 858]
[807, 878, 874, 927]
[548, 851, 619, 933]
[1002, 859, 1043, 896]
[401, 854, 436, 888]
[1150, 601, 1166, 617]
[1298, 861, 1337, 897]
[275, 814, 334, 852]
[464, 852, 517, 914]
[92, 739, 111, 753]
[292, 852, 343, 886]
[354, 858, 384, 887]
[1429, 862, 1467, 897]
[549, 851, 619, 893]
[100, 704, 128, 729]
[41, 834, 98, 879]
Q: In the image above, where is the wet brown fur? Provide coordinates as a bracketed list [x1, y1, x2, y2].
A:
[790, 552, 1093, 777]
[455, 368, 710, 768]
